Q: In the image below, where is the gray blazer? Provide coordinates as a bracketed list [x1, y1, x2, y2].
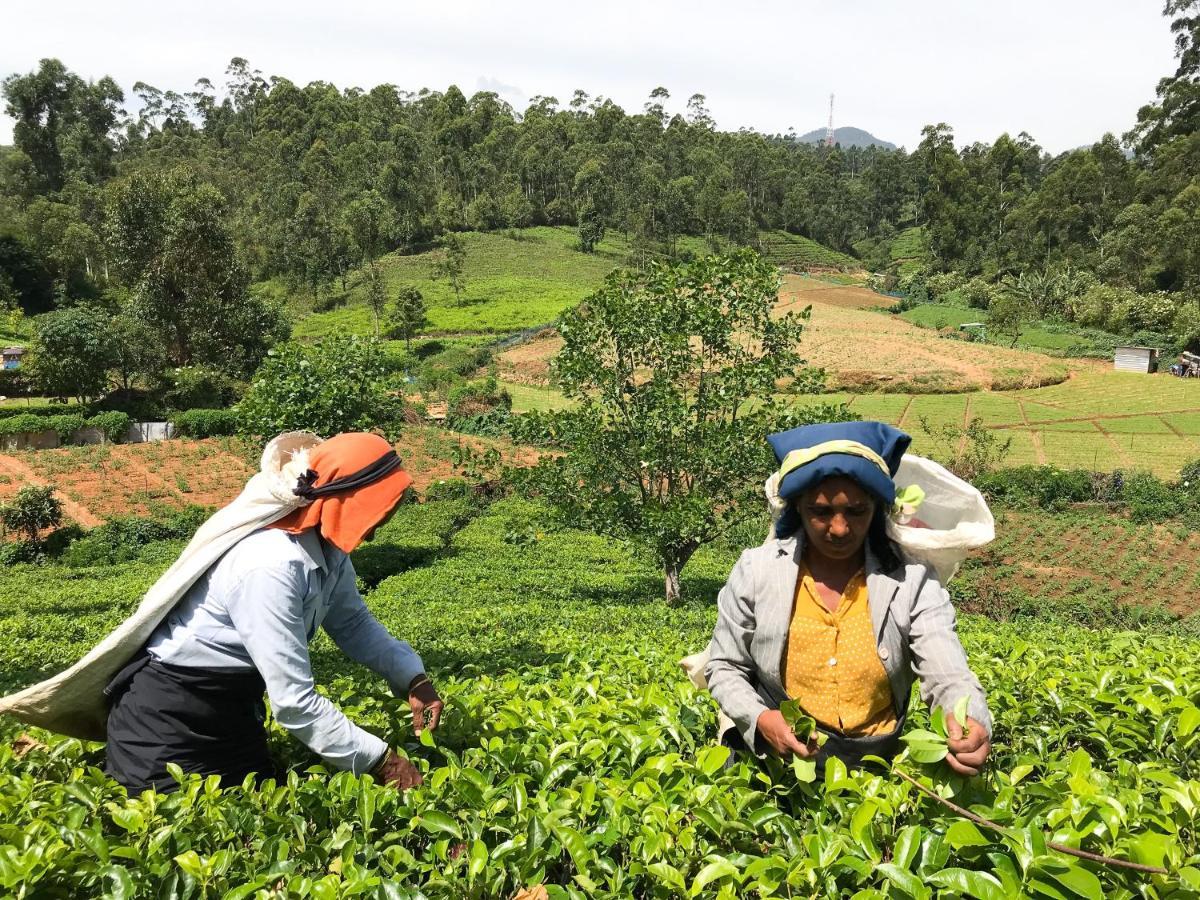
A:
[704, 533, 992, 751]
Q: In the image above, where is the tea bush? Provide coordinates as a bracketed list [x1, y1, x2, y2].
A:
[0, 499, 1197, 897]
[171, 408, 240, 438]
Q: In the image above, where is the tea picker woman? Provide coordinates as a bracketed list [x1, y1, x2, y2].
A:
[705, 422, 992, 775]
[103, 432, 442, 793]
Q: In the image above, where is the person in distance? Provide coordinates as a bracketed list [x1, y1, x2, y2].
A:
[705, 421, 991, 776]
[104, 432, 440, 793]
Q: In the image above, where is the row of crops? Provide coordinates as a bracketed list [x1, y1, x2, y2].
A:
[757, 232, 862, 271]
[1, 498, 1198, 897]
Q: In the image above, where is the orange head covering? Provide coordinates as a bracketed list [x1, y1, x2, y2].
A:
[271, 432, 413, 553]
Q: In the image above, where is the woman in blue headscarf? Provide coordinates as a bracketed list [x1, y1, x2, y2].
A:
[705, 421, 991, 775]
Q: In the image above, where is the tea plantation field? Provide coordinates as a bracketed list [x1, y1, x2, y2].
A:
[1, 498, 1198, 897]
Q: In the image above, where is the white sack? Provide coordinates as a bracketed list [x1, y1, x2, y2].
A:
[0, 432, 323, 741]
[885, 455, 995, 584]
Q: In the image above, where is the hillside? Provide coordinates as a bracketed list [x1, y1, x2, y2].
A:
[757, 231, 861, 270]
[291, 227, 858, 339]
[796, 126, 897, 149]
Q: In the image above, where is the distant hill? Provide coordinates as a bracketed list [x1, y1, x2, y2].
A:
[797, 126, 896, 150]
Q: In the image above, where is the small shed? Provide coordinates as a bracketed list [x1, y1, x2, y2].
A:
[1, 347, 24, 370]
[1114, 346, 1159, 374]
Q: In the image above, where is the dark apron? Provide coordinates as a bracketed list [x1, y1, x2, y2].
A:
[104, 652, 277, 793]
[723, 709, 906, 778]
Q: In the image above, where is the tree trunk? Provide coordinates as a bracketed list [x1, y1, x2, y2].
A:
[663, 542, 699, 606]
[664, 562, 682, 607]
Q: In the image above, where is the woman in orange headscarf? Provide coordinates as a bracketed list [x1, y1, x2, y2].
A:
[104, 433, 440, 794]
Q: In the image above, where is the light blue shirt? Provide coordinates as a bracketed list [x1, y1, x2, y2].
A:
[146, 527, 425, 774]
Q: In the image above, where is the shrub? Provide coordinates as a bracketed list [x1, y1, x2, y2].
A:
[45, 413, 86, 442]
[85, 411, 131, 443]
[238, 335, 403, 438]
[1122, 470, 1182, 523]
[171, 407, 239, 438]
[962, 277, 997, 310]
[0, 413, 49, 436]
[925, 272, 965, 300]
[1179, 457, 1200, 503]
[0, 403, 68, 419]
[0, 485, 63, 542]
[423, 477, 474, 501]
[917, 415, 1012, 481]
[977, 465, 1095, 509]
[447, 378, 513, 436]
[58, 506, 210, 567]
[163, 366, 243, 411]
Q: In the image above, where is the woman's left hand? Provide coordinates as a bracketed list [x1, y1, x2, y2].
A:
[944, 715, 990, 776]
[408, 677, 444, 735]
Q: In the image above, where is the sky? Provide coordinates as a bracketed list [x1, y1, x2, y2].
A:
[0, 0, 1181, 154]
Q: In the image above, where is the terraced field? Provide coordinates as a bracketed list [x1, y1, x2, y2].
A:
[503, 277, 1070, 395]
[833, 368, 1200, 477]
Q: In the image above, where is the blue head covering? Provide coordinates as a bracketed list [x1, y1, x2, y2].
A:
[768, 421, 911, 538]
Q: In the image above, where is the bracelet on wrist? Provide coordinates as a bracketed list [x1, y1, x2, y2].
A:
[409, 674, 431, 691]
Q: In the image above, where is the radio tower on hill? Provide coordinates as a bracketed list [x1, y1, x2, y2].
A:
[825, 93, 835, 147]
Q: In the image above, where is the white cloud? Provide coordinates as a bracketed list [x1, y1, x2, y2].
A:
[0, 0, 1180, 154]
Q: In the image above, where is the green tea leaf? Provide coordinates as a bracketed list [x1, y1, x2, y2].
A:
[695, 745, 731, 777]
[945, 820, 991, 849]
[954, 695, 971, 734]
[690, 858, 740, 895]
[418, 811, 462, 839]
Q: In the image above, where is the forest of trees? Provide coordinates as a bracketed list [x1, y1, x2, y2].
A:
[1, 0, 1198, 379]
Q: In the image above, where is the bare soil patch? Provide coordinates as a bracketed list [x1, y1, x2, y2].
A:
[0, 427, 540, 525]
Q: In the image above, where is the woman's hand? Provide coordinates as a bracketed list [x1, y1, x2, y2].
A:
[945, 715, 990, 776]
[372, 749, 423, 790]
[756, 709, 820, 758]
[408, 676, 444, 735]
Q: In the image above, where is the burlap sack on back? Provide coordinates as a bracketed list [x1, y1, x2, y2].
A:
[0, 432, 323, 741]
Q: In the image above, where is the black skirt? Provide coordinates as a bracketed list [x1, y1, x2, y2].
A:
[104, 653, 278, 794]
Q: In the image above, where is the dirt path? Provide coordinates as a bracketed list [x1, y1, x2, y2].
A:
[1161, 416, 1200, 450]
[993, 406, 1200, 429]
[0, 453, 102, 528]
[1016, 399, 1047, 464]
[1092, 421, 1135, 467]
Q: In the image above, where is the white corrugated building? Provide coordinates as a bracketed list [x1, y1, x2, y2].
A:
[1114, 346, 1159, 373]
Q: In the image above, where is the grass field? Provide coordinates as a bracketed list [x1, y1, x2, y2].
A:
[292, 228, 622, 338]
[291, 228, 742, 340]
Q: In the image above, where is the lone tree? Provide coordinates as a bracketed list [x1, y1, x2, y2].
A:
[364, 261, 388, 337]
[0, 485, 63, 544]
[518, 249, 845, 605]
[432, 233, 467, 304]
[29, 304, 117, 403]
[991, 274, 1037, 347]
[389, 285, 428, 350]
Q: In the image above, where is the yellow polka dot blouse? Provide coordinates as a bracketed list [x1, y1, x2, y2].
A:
[781, 562, 898, 736]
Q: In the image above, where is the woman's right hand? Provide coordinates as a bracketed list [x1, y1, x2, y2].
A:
[372, 749, 424, 790]
[756, 709, 820, 758]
